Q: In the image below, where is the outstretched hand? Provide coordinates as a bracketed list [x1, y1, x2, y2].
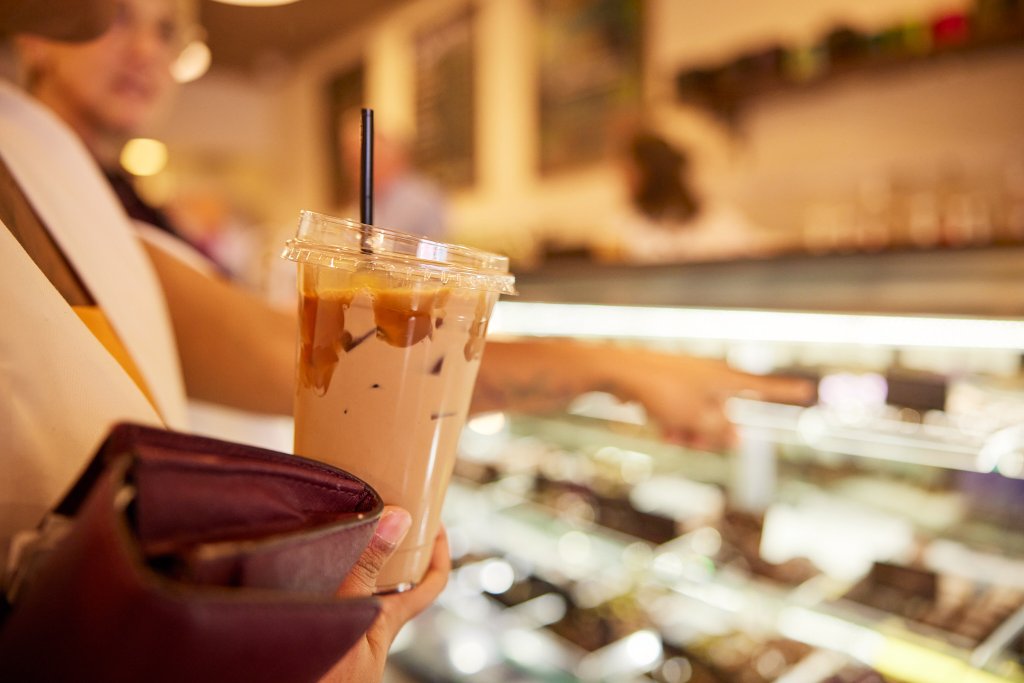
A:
[319, 507, 450, 683]
[475, 339, 814, 452]
[607, 348, 814, 451]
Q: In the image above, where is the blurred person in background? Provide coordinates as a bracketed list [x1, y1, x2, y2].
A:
[338, 108, 447, 241]
[607, 129, 772, 263]
[12, 0, 240, 274]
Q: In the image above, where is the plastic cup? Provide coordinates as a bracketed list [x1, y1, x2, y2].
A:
[281, 211, 515, 592]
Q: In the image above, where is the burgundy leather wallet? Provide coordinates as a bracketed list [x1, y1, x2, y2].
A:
[0, 424, 384, 683]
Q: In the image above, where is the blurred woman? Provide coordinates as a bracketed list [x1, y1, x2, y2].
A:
[2, 3, 446, 682]
[15, 0, 217, 257]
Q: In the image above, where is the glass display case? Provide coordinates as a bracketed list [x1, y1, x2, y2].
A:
[386, 261, 1024, 683]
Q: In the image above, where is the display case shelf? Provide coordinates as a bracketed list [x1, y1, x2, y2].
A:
[398, 404, 1024, 679]
[728, 399, 1017, 477]
[393, 273, 1024, 682]
[399, 468, 1024, 682]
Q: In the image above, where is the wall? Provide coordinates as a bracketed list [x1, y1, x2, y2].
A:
[164, 0, 1024, 264]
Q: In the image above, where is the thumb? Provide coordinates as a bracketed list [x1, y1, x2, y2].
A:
[336, 506, 411, 597]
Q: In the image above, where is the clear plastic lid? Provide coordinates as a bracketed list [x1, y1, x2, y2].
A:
[281, 210, 516, 295]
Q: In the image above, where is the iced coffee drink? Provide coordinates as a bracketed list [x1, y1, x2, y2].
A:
[283, 212, 515, 592]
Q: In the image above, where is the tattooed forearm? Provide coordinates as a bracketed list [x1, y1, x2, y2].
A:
[469, 339, 624, 415]
[471, 369, 572, 415]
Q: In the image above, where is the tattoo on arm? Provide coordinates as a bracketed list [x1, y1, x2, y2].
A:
[472, 368, 624, 415]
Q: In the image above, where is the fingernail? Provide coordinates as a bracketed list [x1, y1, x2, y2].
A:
[375, 509, 411, 549]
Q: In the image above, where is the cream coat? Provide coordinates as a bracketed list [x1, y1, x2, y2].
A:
[0, 81, 187, 560]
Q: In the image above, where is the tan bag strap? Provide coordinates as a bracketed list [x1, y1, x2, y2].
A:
[0, 154, 93, 307]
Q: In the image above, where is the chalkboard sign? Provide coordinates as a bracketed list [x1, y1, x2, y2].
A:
[537, 0, 642, 174]
[415, 9, 476, 189]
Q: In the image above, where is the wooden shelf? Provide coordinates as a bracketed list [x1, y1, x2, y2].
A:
[674, 14, 1024, 124]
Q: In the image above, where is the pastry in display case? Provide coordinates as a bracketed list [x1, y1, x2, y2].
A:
[388, 299, 1024, 683]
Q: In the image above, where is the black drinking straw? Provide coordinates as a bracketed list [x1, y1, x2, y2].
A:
[359, 107, 374, 252]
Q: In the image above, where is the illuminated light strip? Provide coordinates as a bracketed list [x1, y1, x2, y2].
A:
[211, 0, 300, 6]
[777, 607, 884, 663]
[874, 638, 1012, 683]
[777, 608, 1017, 683]
[491, 302, 1024, 351]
